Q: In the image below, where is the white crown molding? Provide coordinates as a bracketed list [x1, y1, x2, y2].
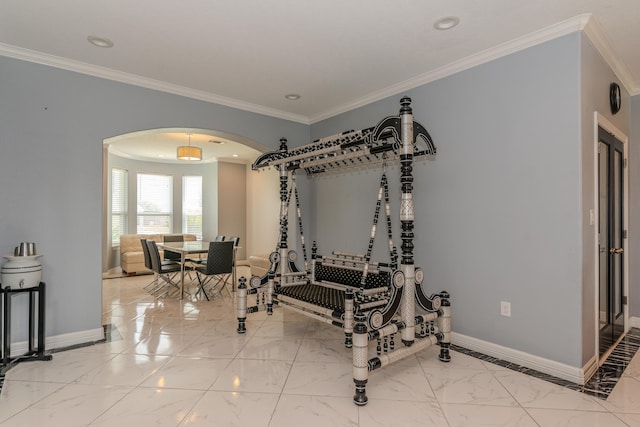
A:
[2, 13, 636, 125]
[582, 16, 639, 96]
[453, 332, 588, 384]
[310, 14, 640, 123]
[310, 15, 591, 123]
[0, 43, 310, 125]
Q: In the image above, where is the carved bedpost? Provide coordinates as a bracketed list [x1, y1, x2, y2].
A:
[344, 288, 354, 348]
[278, 138, 290, 281]
[399, 96, 416, 347]
[438, 291, 452, 362]
[267, 274, 274, 315]
[237, 277, 247, 334]
[352, 312, 369, 406]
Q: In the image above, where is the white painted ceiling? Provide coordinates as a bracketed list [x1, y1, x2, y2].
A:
[106, 128, 264, 164]
[2, 1, 638, 162]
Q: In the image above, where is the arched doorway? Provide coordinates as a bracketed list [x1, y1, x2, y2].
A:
[102, 127, 278, 276]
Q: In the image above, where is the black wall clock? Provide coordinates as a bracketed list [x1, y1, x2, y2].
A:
[610, 82, 621, 115]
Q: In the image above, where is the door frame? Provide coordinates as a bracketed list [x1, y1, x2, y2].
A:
[593, 111, 629, 363]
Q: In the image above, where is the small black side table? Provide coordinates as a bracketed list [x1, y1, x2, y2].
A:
[1, 282, 52, 376]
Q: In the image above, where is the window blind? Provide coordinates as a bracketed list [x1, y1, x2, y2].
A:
[183, 176, 203, 240]
[137, 173, 172, 234]
[111, 168, 128, 245]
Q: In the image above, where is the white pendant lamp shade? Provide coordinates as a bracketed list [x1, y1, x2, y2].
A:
[177, 134, 202, 161]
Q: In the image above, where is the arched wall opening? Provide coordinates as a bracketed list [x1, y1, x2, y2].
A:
[102, 127, 280, 274]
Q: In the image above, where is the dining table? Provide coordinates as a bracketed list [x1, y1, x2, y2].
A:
[157, 241, 210, 299]
[158, 241, 239, 299]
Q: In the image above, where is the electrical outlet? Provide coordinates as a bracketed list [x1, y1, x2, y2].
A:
[500, 301, 511, 317]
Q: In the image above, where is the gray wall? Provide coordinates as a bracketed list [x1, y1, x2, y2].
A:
[630, 95, 640, 318]
[1, 30, 635, 370]
[310, 33, 591, 368]
[0, 56, 308, 341]
[218, 162, 248, 261]
[579, 35, 631, 365]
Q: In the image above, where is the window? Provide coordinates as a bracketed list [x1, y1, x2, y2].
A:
[183, 176, 203, 240]
[111, 168, 128, 245]
[137, 173, 172, 234]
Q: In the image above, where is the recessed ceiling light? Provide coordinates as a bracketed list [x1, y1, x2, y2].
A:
[232, 154, 239, 158]
[285, 94, 301, 101]
[87, 35, 114, 48]
[434, 16, 460, 30]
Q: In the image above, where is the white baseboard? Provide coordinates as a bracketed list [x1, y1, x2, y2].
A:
[629, 316, 640, 329]
[7, 327, 105, 358]
[452, 332, 587, 385]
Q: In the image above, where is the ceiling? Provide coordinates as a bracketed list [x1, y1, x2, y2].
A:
[106, 128, 264, 164]
[2, 1, 639, 161]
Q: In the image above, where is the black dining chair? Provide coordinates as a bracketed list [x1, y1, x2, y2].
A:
[146, 240, 182, 298]
[194, 241, 234, 300]
[227, 236, 240, 248]
[226, 236, 240, 291]
[162, 234, 183, 262]
[140, 238, 156, 292]
[214, 235, 225, 242]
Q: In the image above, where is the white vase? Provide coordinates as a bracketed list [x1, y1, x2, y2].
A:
[1, 254, 42, 289]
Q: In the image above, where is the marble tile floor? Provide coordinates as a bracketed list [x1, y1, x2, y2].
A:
[2, 270, 640, 426]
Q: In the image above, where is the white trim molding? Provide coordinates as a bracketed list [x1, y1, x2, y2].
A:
[0, 42, 309, 125]
[453, 332, 588, 385]
[1, 14, 636, 124]
[7, 327, 104, 358]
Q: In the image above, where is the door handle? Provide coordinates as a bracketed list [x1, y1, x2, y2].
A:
[609, 247, 624, 254]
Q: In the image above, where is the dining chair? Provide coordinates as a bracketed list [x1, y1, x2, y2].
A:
[140, 238, 157, 292]
[162, 234, 198, 277]
[146, 240, 182, 298]
[162, 234, 183, 262]
[226, 236, 240, 292]
[194, 241, 234, 300]
[193, 235, 226, 265]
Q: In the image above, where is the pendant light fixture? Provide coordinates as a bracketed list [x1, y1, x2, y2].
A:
[177, 133, 202, 161]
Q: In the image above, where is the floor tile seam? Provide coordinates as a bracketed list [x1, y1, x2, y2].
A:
[524, 404, 629, 423]
[136, 383, 212, 392]
[487, 362, 617, 414]
[0, 380, 67, 423]
[518, 406, 546, 426]
[586, 390, 618, 413]
[518, 402, 620, 413]
[236, 355, 299, 363]
[278, 390, 353, 400]
[0, 382, 133, 426]
[290, 359, 351, 368]
[85, 388, 205, 427]
[175, 388, 220, 427]
[270, 350, 300, 409]
[78, 383, 141, 427]
[610, 412, 636, 426]
[161, 354, 235, 362]
[417, 354, 452, 416]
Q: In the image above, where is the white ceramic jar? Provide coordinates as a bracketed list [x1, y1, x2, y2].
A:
[1, 254, 42, 289]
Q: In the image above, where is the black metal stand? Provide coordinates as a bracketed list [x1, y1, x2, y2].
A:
[1, 282, 52, 376]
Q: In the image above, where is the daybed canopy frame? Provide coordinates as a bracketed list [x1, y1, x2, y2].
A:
[237, 97, 451, 406]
